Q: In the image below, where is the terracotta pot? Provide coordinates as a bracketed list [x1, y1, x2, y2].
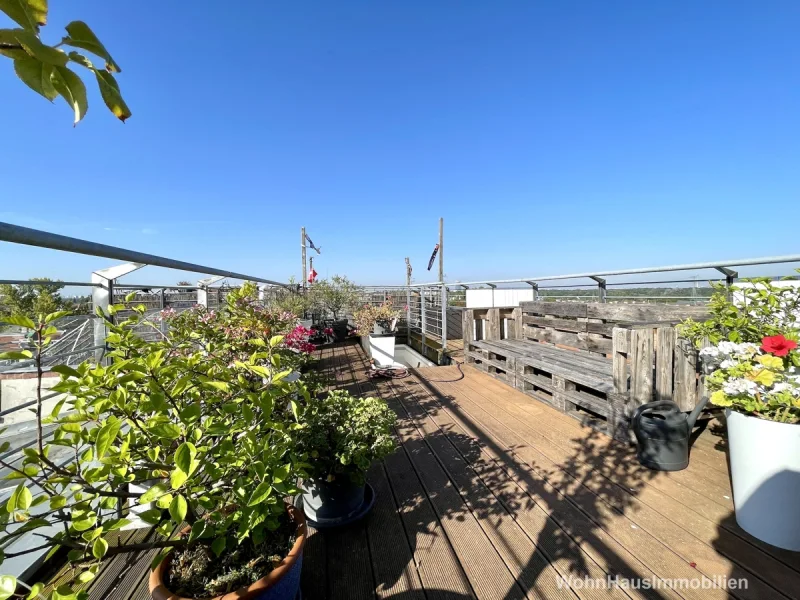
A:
[149, 504, 307, 600]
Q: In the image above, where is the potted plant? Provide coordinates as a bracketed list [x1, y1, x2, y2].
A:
[308, 276, 360, 341]
[294, 390, 395, 527]
[353, 301, 402, 367]
[681, 278, 800, 551]
[0, 284, 316, 600]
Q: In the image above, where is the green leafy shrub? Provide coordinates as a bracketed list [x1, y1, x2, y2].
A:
[309, 276, 360, 320]
[352, 301, 402, 336]
[0, 285, 313, 599]
[294, 390, 396, 485]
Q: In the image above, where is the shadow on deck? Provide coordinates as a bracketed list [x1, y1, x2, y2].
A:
[305, 340, 799, 600]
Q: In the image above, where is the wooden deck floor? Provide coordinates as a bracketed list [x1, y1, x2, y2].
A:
[305, 340, 800, 600]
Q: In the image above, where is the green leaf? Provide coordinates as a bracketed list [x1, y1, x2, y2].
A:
[10, 29, 67, 66]
[51, 65, 87, 125]
[51, 364, 80, 378]
[138, 508, 163, 525]
[45, 310, 72, 323]
[169, 494, 187, 523]
[138, 482, 168, 505]
[211, 536, 226, 557]
[25, 583, 44, 600]
[179, 403, 200, 423]
[150, 423, 182, 440]
[0, 314, 35, 329]
[95, 419, 121, 458]
[246, 481, 272, 507]
[0, 575, 16, 600]
[63, 21, 119, 72]
[77, 570, 95, 584]
[174, 442, 196, 474]
[170, 468, 188, 490]
[92, 537, 108, 559]
[202, 380, 229, 392]
[13, 55, 56, 100]
[273, 463, 290, 484]
[94, 69, 131, 123]
[49, 494, 67, 510]
[0, 350, 32, 360]
[0, 0, 47, 30]
[72, 511, 97, 532]
[7, 483, 32, 511]
[269, 335, 284, 348]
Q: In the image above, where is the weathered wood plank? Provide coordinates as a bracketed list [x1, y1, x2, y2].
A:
[674, 337, 699, 412]
[655, 327, 675, 403]
[586, 303, 709, 323]
[520, 301, 588, 318]
[523, 315, 586, 333]
[523, 325, 613, 355]
[486, 308, 501, 341]
[612, 328, 629, 397]
[629, 329, 654, 408]
[462, 309, 475, 344]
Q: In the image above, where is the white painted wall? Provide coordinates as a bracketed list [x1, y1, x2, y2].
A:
[0, 375, 65, 424]
[466, 288, 533, 308]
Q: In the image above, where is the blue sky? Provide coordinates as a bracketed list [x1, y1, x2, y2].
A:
[2, 1, 799, 287]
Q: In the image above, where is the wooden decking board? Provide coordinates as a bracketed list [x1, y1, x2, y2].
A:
[421, 375, 749, 600]
[366, 462, 426, 600]
[412, 376, 692, 600]
[345, 344, 527, 600]
[386, 373, 569, 600]
[445, 371, 795, 600]
[460, 370, 800, 571]
[462, 368, 736, 511]
[386, 375, 617, 600]
[450, 368, 800, 597]
[339, 343, 476, 600]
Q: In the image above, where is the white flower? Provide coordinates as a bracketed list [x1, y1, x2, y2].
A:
[722, 378, 759, 396]
[720, 359, 738, 369]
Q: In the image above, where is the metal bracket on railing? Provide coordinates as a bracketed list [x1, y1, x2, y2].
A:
[487, 283, 497, 308]
[197, 276, 226, 307]
[525, 281, 539, 301]
[589, 276, 607, 303]
[92, 262, 145, 363]
[714, 267, 738, 286]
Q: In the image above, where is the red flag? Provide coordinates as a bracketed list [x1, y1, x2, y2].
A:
[307, 268, 318, 284]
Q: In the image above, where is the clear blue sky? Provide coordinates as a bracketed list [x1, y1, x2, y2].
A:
[2, 1, 799, 287]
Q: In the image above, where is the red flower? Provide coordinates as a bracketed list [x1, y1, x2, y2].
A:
[761, 335, 798, 357]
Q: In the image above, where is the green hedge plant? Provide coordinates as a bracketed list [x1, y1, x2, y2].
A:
[0, 285, 314, 599]
[294, 390, 395, 485]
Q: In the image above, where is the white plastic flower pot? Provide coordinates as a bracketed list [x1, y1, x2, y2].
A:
[368, 334, 396, 367]
[726, 409, 800, 551]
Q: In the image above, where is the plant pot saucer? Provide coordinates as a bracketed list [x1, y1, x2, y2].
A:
[294, 482, 376, 529]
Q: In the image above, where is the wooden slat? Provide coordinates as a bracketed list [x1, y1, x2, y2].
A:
[586, 303, 710, 322]
[674, 337, 699, 412]
[521, 301, 588, 318]
[629, 328, 654, 408]
[523, 325, 613, 355]
[655, 327, 675, 403]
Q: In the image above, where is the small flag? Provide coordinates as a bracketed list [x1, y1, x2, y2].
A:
[305, 233, 321, 254]
[308, 268, 318, 284]
[427, 244, 440, 271]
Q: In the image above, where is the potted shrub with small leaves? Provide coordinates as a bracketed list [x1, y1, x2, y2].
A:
[0, 285, 316, 600]
[353, 301, 402, 367]
[294, 391, 395, 527]
[681, 278, 800, 551]
[309, 276, 360, 341]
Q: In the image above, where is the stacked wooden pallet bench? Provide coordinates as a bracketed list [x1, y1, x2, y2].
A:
[462, 301, 710, 441]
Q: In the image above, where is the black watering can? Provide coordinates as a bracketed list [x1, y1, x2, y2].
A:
[632, 396, 709, 471]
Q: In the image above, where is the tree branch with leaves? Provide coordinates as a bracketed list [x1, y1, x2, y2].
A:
[1, 0, 131, 124]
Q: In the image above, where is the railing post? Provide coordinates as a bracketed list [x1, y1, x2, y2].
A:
[405, 258, 412, 344]
[488, 283, 496, 307]
[420, 286, 427, 356]
[91, 262, 144, 363]
[196, 276, 225, 309]
[526, 281, 538, 302]
[441, 284, 448, 352]
[590, 276, 607, 303]
[715, 267, 738, 301]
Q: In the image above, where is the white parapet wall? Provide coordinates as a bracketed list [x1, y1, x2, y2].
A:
[466, 287, 534, 308]
[0, 372, 65, 424]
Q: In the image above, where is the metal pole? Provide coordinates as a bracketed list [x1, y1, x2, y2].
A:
[439, 218, 447, 352]
[301, 227, 307, 291]
[0, 222, 288, 287]
[405, 258, 412, 344]
[420, 285, 427, 357]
